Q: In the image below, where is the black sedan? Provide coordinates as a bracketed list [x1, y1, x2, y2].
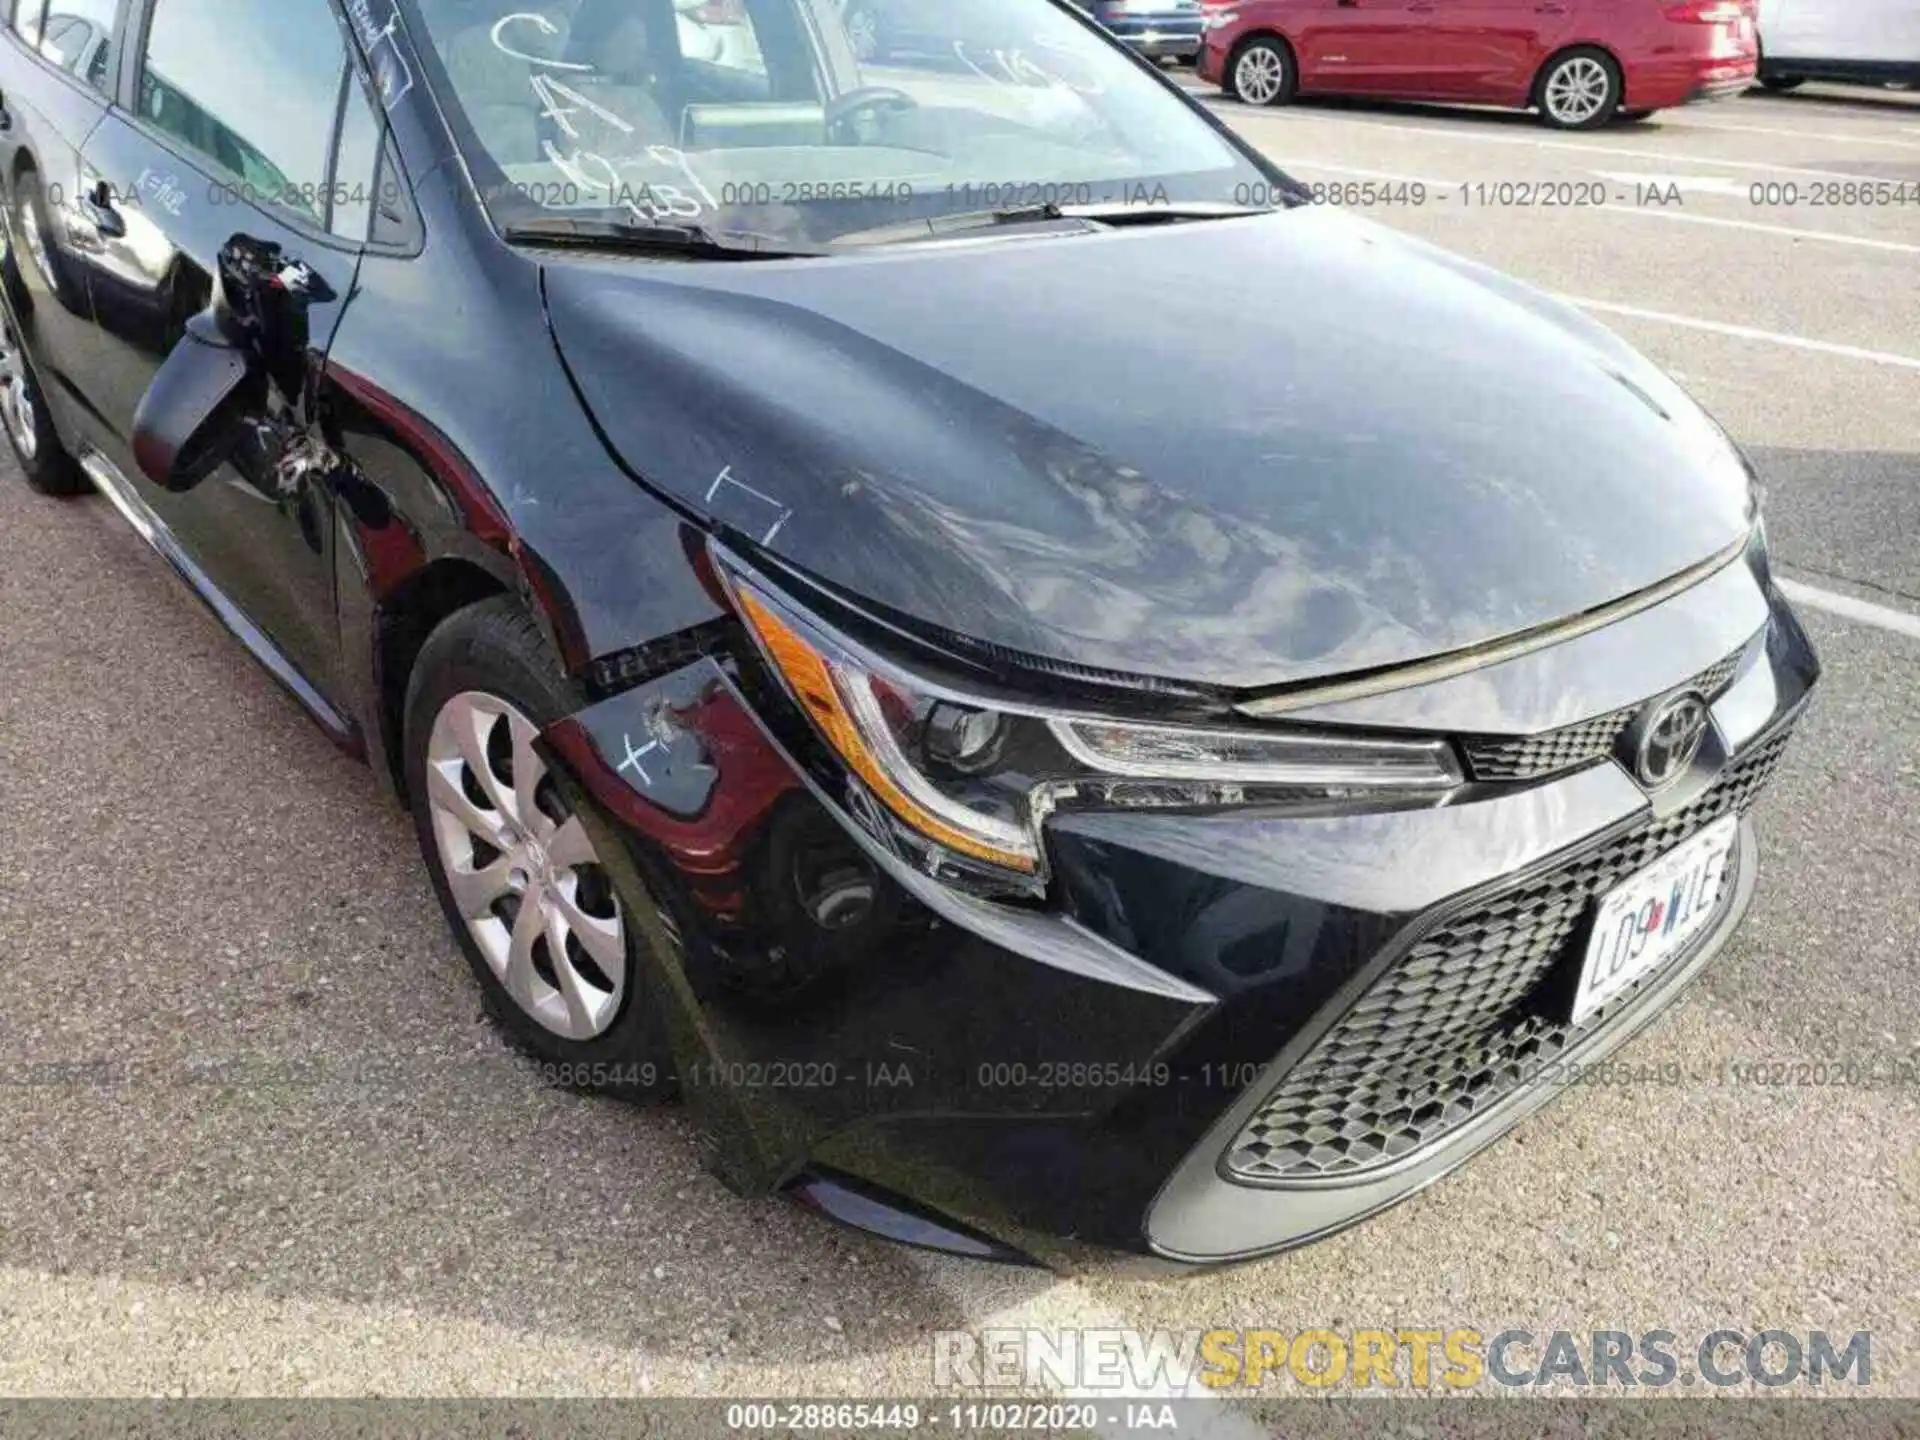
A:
[0, 0, 1816, 1268]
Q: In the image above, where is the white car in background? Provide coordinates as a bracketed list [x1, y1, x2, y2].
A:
[1756, 0, 1920, 90]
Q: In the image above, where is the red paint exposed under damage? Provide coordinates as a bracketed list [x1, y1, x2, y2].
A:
[545, 683, 802, 921]
[326, 360, 591, 672]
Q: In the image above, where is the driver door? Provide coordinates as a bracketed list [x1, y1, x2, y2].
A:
[72, 0, 381, 717]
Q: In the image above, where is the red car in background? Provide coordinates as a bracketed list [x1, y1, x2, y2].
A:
[1198, 0, 1758, 127]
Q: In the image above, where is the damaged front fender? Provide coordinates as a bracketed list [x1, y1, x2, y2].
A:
[536, 654, 1214, 1228]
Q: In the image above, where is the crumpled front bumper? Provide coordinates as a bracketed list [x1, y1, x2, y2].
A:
[541, 561, 1817, 1267]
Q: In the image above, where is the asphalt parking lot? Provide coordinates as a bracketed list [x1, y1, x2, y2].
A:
[1, 78, 1916, 1422]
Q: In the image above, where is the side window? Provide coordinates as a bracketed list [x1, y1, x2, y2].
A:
[137, 0, 347, 229]
[329, 72, 384, 244]
[329, 65, 418, 250]
[12, 0, 47, 46]
[38, 0, 121, 95]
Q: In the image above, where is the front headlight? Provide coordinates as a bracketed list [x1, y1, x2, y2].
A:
[721, 556, 1462, 896]
[1202, 10, 1239, 29]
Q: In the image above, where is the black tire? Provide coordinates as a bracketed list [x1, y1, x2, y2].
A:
[1226, 35, 1296, 107]
[1, 176, 84, 496]
[0, 308, 83, 495]
[1535, 46, 1622, 129]
[1759, 74, 1804, 92]
[404, 595, 676, 1098]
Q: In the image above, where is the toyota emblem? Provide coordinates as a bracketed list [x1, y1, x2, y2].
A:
[1635, 693, 1711, 789]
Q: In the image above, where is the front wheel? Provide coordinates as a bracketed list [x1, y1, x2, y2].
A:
[404, 597, 675, 1096]
[1228, 37, 1296, 107]
[1759, 74, 1804, 92]
[1536, 48, 1621, 129]
[0, 304, 83, 495]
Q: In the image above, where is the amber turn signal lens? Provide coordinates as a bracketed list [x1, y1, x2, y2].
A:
[732, 584, 1039, 874]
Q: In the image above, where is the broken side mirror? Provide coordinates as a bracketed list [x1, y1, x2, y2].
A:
[131, 308, 262, 491]
[131, 234, 334, 492]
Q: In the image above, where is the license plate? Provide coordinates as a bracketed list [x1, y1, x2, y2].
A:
[1572, 816, 1737, 1026]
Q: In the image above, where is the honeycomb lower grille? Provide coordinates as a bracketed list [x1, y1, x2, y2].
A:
[1462, 647, 1748, 782]
[1224, 725, 1794, 1185]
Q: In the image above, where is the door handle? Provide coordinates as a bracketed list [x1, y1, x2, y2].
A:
[78, 180, 125, 238]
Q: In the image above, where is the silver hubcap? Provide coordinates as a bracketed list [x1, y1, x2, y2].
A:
[1235, 45, 1287, 104]
[1544, 56, 1611, 123]
[0, 318, 38, 460]
[425, 692, 627, 1041]
[847, 7, 878, 60]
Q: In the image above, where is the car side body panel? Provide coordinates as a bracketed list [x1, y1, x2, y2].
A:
[1201, 0, 1760, 112]
[293, 127, 735, 793]
[1760, 0, 1920, 67]
[0, 23, 112, 446]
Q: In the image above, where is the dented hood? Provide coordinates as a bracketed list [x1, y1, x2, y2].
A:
[542, 208, 1752, 691]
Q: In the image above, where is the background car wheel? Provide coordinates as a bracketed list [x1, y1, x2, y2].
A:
[1759, 74, 1804, 91]
[404, 596, 675, 1097]
[1535, 47, 1621, 129]
[1227, 36, 1295, 107]
[844, 2, 884, 62]
[1616, 109, 1654, 122]
[0, 302, 83, 496]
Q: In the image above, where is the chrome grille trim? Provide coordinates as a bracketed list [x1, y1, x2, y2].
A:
[1461, 645, 1749, 783]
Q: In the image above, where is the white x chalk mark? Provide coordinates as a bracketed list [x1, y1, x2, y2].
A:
[616, 733, 661, 785]
[706, 466, 793, 545]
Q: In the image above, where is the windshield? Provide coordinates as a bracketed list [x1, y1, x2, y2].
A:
[407, 0, 1286, 246]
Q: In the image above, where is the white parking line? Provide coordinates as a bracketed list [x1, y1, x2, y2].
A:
[1591, 168, 1753, 199]
[1670, 116, 1920, 151]
[1777, 579, 1920, 640]
[1274, 157, 1454, 187]
[1278, 156, 1920, 254]
[1258, 111, 1896, 183]
[1581, 203, 1920, 254]
[1562, 297, 1920, 372]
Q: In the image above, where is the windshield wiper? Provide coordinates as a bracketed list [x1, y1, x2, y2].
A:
[1058, 200, 1287, 226]
[830, 204, 1079, 247]
[501, 215, 833, 260]
[831, 199, 1285, 248]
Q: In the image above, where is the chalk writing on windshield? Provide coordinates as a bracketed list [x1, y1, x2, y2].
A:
[344, 0, 414, 106]
[949, 36, 1106, 98]
[542, 142, 715, 221]
[490, 9, 714, 223]
[489, 11, 593, 70]
[529, 73, 634, 142]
